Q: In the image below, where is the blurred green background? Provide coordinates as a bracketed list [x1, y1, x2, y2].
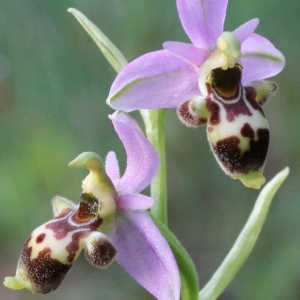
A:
[0, 0, 299, 299]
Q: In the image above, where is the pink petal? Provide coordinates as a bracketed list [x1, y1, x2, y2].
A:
[241, 33, 285, 84]
[105, 151, 120, 187]
[117, 194, 154, 213]
[176, 0, 228, 50]
[111, 211, 180, 300]
[163, 41, 208, 67]
[234, 18, 259, 44]
[107, 50, 199, 112]
[109, 112, 159, 194]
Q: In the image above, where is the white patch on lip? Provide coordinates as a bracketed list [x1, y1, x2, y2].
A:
[207, 88, 269, 154]
[28, 211, 94, 263]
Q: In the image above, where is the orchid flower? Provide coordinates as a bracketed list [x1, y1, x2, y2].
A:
[4, 112, 180, 300]
[106, 0, 285, 189]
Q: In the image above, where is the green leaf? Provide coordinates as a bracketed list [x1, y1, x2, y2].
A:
[68, 8, 127, 73]
[199, 167, 289, 300]
[149, 212, 199, 300]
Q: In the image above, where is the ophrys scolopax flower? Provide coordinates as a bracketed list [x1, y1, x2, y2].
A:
[106, 0, 285, 189]
[4, 112, 180, 300]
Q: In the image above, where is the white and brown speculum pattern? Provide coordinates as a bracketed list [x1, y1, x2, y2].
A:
[178, 64, 276, 189]
[4, 193, 117, 294]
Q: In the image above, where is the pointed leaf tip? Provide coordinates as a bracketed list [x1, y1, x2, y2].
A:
[67, 7, 76, 14]
[68, 7, 127, 73]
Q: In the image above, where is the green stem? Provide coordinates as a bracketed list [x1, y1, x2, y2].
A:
[140, 109, 168, 225]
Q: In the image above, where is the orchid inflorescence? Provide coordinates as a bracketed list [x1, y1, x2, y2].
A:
[4, 1, 288, 299]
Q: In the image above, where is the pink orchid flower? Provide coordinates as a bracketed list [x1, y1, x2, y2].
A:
[107, 0, 285, 189]
[4, 112, 180, 300]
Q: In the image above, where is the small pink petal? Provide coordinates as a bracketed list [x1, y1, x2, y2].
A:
[117, 194, 154, 213]
[105, 151, 120, 187]
[234, 18, 259, 44]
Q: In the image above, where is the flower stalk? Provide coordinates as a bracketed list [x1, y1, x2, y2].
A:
[141, 109, 168, 224]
